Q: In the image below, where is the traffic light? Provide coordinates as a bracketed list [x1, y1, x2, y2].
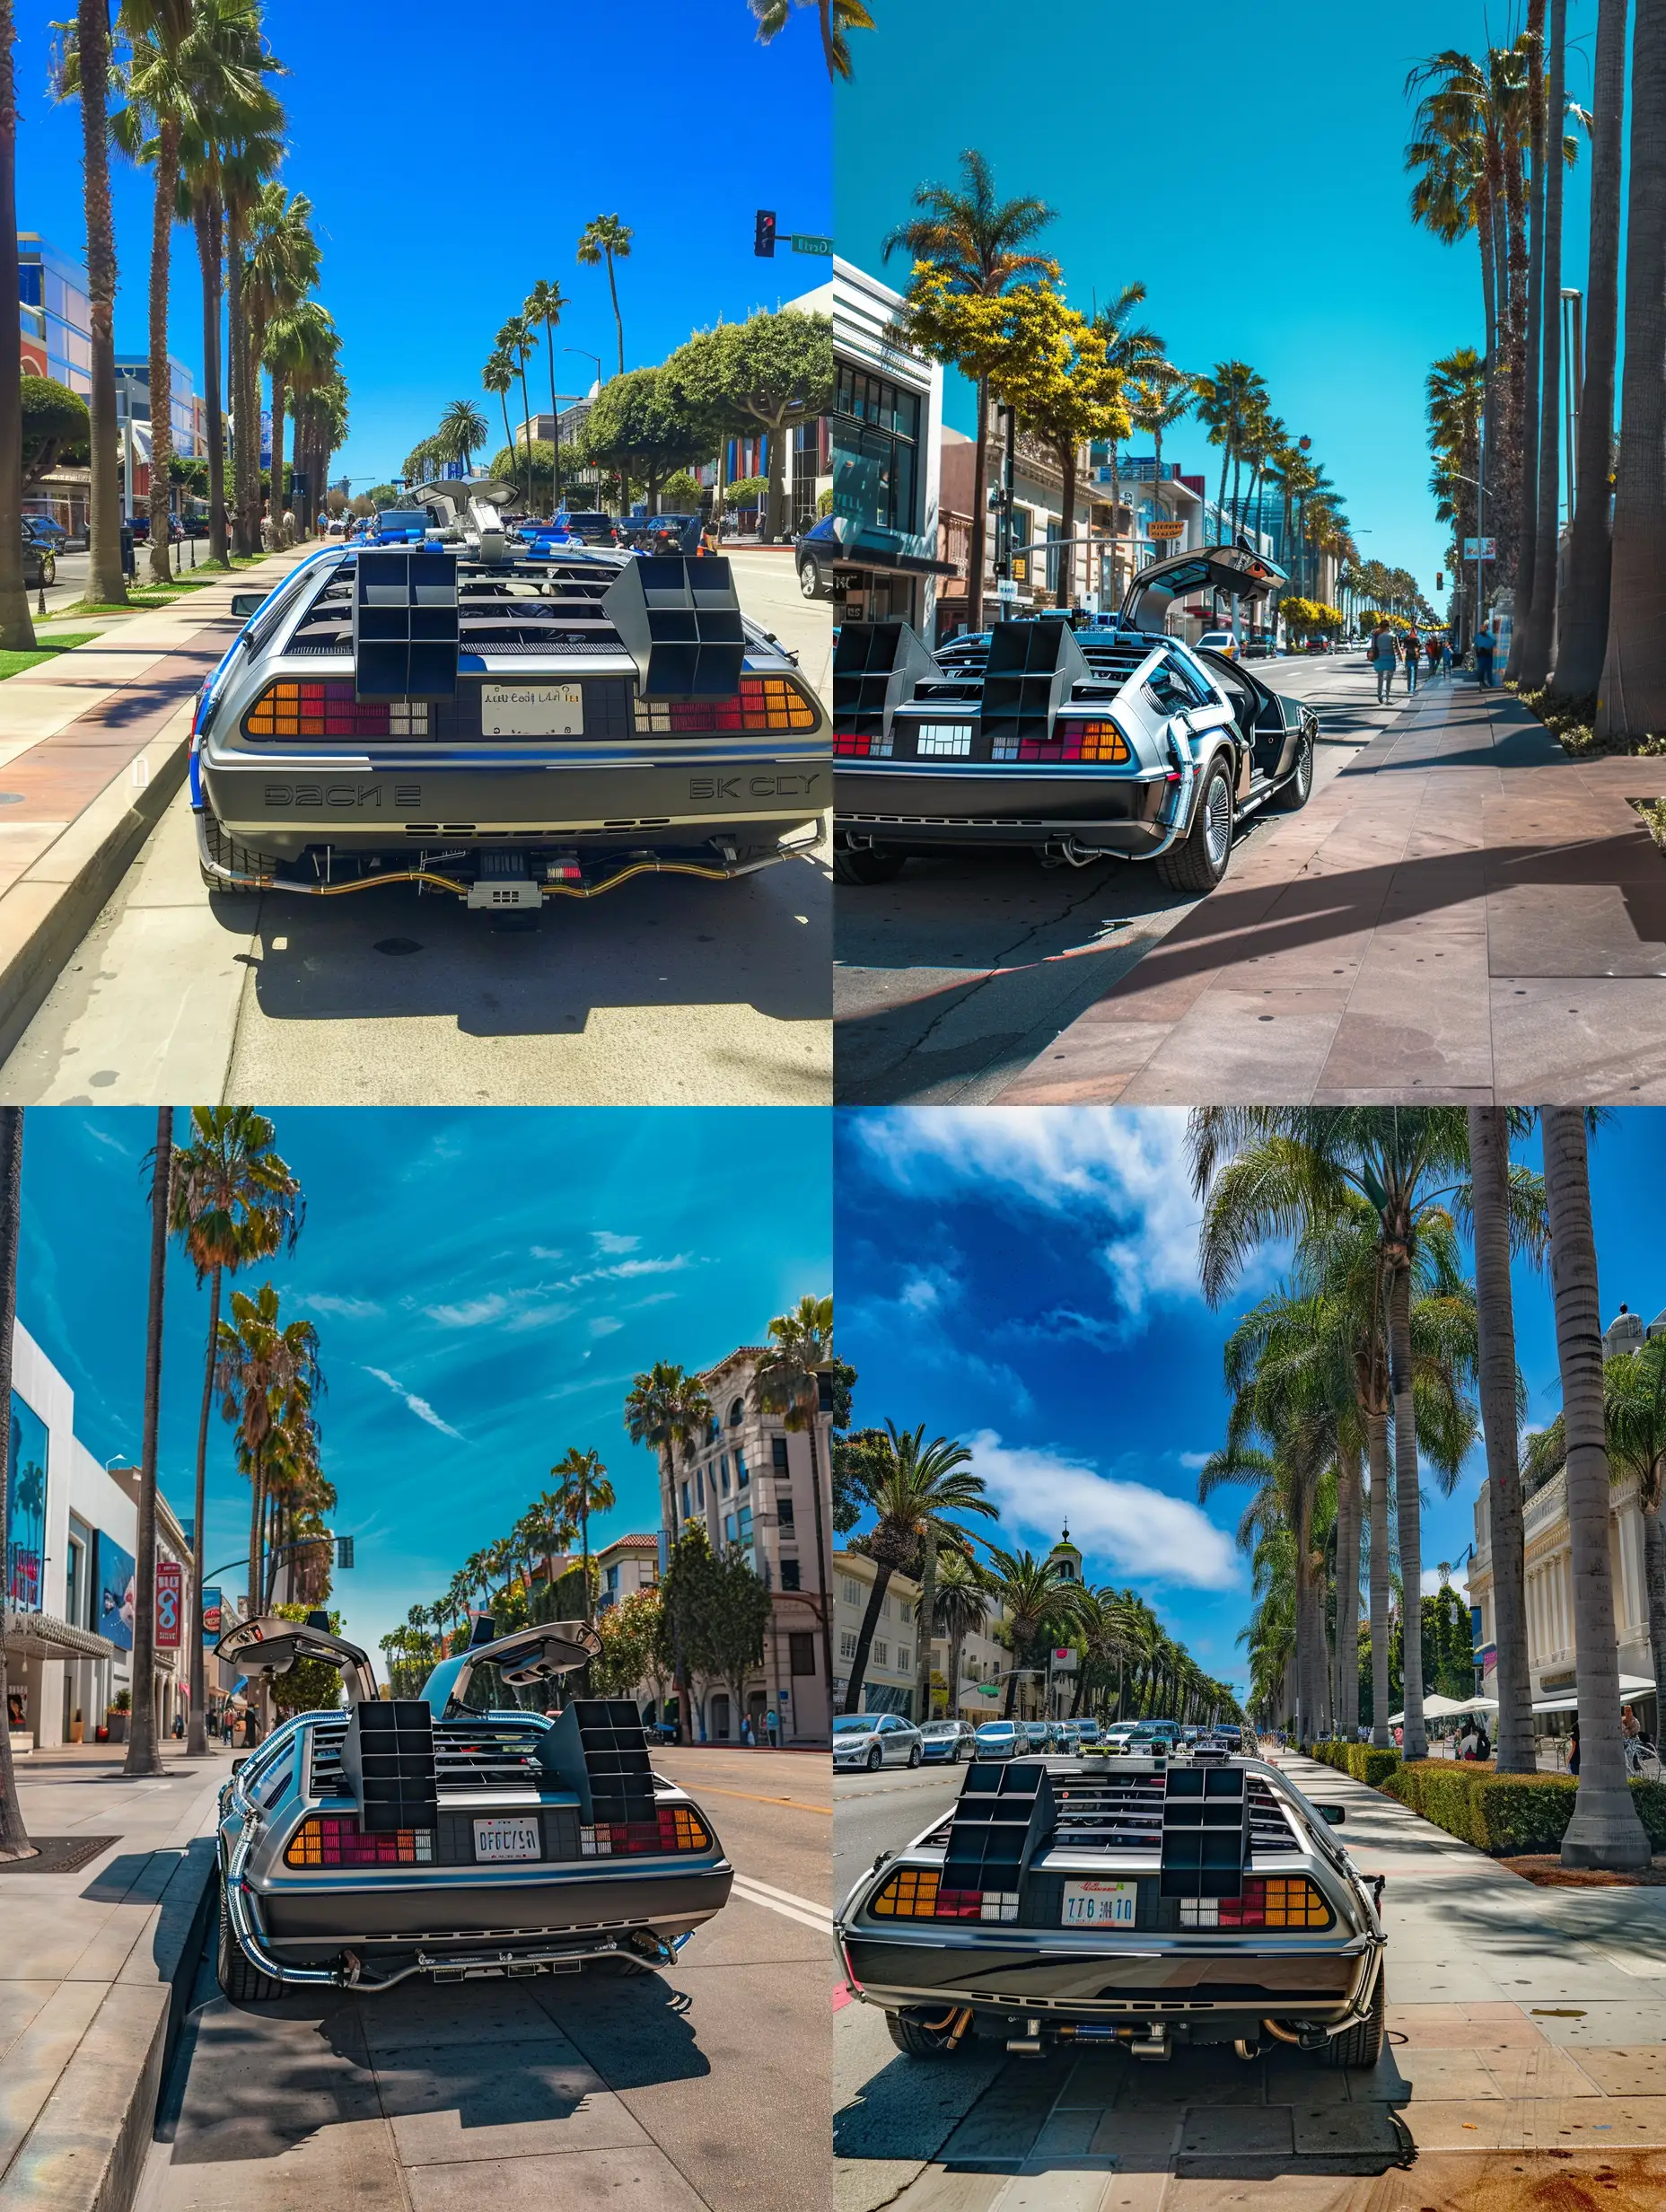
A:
[336, 1534, 355, 1570]
[754, 209, 776, 259]
[1435, 572, 1443, 592]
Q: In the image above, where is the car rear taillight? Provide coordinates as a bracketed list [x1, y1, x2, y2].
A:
[1002, 718, 1130, 765]
[285, 1815, 434, 1867]
[581, 1805, 713, 1856]
[635, 675, 817, 735]
[1179, 1877, 1330, 1929]
[245, 680, 430, 740]
[869, 1869, 1019, 1923]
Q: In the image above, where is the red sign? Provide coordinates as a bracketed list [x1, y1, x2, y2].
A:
[155, 1559, 183, 1648]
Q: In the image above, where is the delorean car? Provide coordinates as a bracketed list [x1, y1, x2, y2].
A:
[836, 1745, 1386, 2067]
[832, 546, 1317, 893]
[212, 1611, 732, 1997]
[190, 479, 827, 909]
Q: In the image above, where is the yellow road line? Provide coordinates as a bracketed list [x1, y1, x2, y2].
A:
[670, 1780, 832, 1818]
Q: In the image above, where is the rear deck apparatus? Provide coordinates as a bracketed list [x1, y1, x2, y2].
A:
[833, 622, 941, 757]
[601, 555, 745, 698]
[978, 619, 1090, 760]
[352, 548, 460, 699]
[1158, 1762, 1250, 1909]
[937, 1760, 1057, 1919]
[340, 1699, 439, 1834]
[535, 1698, 657, 1826]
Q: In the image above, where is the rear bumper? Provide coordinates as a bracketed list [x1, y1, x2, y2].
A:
[835, 765, 1170, 852]
[259, 1863, 733, 1950]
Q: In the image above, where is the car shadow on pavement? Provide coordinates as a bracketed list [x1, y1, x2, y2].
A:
[531, 1963, 710, 2090]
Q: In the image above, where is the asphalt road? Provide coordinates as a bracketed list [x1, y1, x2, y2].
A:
[833, 650, 1428, 1105]
[136, 1746, 832, 2212]
[0, 548, 831, 1107]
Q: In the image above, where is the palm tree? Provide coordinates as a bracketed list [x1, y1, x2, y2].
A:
[881, 150, 1057, 630]
[986, 1547, 1077, 1717]
[1090, 285, 1168, 591]
[56, 2, 128, 604]
[1427, 347, 1486, 649]
[1553, 0, 1626, 698]
[1127, 371, 1193, 547]
[495, 314, 539, 509]
[930, 1549, 993, 1721]
[524, 279, 568, 508]
[0, 0, 35, 654]
[623, 1360, 711, 1743]
[438, 397, 488, 480]
[548, 1447, 615, 1616]
[1542, 1109, 1651, 1869]
[1192, 360, 1267, 549]
[215, 1282, 322, 1630]
[264, 298, 332, 535]
[1518, 0, 1574, 687]
[576, 214, 633, 377]
[754, 1294, 837, 1710]
[216, 124, 279, 554]
[126, 1109, 173, 1778]
[838, 1421, 994, 1713]
[240, 182, 317, 540]
[0, 1109, 31, 1856]
[167, 1110, 302, 1756]
[482, 350, 516, 473]
[750, 0, 874, 80]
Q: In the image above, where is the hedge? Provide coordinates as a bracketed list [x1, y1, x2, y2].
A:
[1378, 1759, 1666, 1856]
[1311, 1739, 1403, 1787]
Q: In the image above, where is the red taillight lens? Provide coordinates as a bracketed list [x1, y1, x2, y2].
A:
[1179, 1878, 1330, 1929]
[1004, 719, 1131, 764]
[581, 1806, 713, 1856]
[245, 680, 430, 740]
[285, 1815, 434, 1867]
[636, 676, 817, 735]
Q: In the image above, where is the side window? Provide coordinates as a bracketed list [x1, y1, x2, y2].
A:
[1165, 650, 1219, 707]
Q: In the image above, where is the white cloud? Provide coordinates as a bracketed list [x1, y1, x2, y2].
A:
[423, 1295, 508, 1328]
[899, 1277, 942, 1312]
[293, 1292, 382, 1321]
[964, 1429, 1240, 1591]
[1177, 1451, 1213, 1471]
[590, 1316, 624, 1338]
[364, 1366, 464, 1440]
[592, 1231, 640, 1254]
[1420, 1567, 1456, 1598]
[530, 1246, 565, 1261]
[537, 1254, 692, 1293]
[503, 1302, 577, 1335]
[855, 1109, 1214, 1316]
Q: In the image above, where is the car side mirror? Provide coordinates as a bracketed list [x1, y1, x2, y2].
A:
[230, 592, 265, 619]
[1318, 1804, 1346, 1826]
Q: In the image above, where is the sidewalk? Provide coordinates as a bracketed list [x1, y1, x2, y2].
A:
[0, 552, 307, 1063]
[0, 1742, 230, 2212]
[999, 676, 1666, 1103]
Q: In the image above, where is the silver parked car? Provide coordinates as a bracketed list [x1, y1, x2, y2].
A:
[834, 1712, 925, 1771]
[212, 1612, 732, 1997]
[918, 1720, 976, 1764]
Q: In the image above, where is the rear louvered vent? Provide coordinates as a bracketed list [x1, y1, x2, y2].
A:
[340, 1699, 438, 1833]
[535, 1698, 655, 1824]
[311, 1717, 549, 1797]
[941, 1760, 1056, 1896]
[1159, 1763, 1250, 1901]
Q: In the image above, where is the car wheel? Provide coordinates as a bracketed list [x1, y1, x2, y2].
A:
[215, 1873, 283, 2003]
[39, 555, 55, 586]
[908, 1743, 923, 1768]
[798, 557, 821, 600]
[1154, 755, 1234, 895]
[1317, 1968, 1385, 2069]
[866, 1743, 882, 1770]
[887, 2008, 977, 2058]
[1274, 723, 1315, 812]
[833, 844, 907, 886]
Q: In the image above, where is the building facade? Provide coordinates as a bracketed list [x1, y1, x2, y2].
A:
[832, 1549, 1009, 1721]
[657, 1341, 833, 1747]
[4, 1319, 198, 1751]
[18, 234, 92, 394]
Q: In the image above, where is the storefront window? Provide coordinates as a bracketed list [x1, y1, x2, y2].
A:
[833, 364, 919, 536]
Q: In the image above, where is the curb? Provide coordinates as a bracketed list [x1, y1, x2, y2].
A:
[0, 1834, 218, 2212]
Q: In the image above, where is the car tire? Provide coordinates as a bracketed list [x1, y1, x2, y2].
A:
[907, 1743, 923, 1768]
[798, 557, 821, 600]
[1317, 1967, 1385, 2069]
[866, 1743, 882, 1770]
[887, 2008, 977, 2058]
[1154, 755, 1234, 894]
[39, 554, 55, 586]
[197, 802, 279, 896]
[1274, 724, 1314, 812]
[833, 844, 907, 887]
[215, 1874, 283, 2003]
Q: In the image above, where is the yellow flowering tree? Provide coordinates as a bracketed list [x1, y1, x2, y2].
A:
[990, 285, 1128, 607]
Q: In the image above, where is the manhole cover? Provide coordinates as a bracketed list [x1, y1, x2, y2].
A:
[373, 937, 422, 957]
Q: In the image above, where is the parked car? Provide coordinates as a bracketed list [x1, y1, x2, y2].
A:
[973, 1721, 1022, 1760]
[795, 514, 837, 601]
[837, 1742, 1385, 2067]
[22, 514, 68, 551]
[564, 511, 619, 547]
[833, 1712, 924, 1771]
[1022, 1721, 1052, 1753]
[833, 545, 1314, 893]
[918, 1720, 976, 1764]
[211, 1613, 733, 1997]
[1074, 1719, 1100, 1745]
[21, 530, 56, 589]
[1197, 629, 1239, 659]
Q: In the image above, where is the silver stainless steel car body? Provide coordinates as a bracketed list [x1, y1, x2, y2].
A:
[833, 547, 1316, 889]
[836, 1751, 1386, 2063]
[213, 1615, 732, 1994]
[190, 535, 828, 905]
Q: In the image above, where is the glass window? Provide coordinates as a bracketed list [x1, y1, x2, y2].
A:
[729, 1397, 744, 1426]
[680, 1482, 690, 1518]
[840, 1628, 857, 1659]
[18, 265, 42, 306]
[833, 365, 920, 536]
[696, 1469, 705, 1509]
[781, 1559, 801, 1590]
[735, 1451, 748, 1488]
[738, 1505, 752, 1543]
[873, 1639, 888, 1666]
[724, 1513, 737, 1543]
[720, 1457, 731, 1496]
[898, 1647, 911, 1673]
[776, 1494, 794, 1532]
[771, 1435, 789, 1473]
[789, 1632, 816, 1675]
[7, 1391, 50, 1612]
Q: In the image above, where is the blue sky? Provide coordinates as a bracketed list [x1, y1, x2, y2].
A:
[13, 0, 833, 488]
[836, 0, 1603, 605]
[17, 1109, 829, 1666]
[835, 1109, 1666, 1704]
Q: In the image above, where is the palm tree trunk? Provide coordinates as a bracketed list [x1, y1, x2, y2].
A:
[1499, 142, 1530, 592]
[1336, 1438, 1362, 1735]
[1214, 438, 1228, 547]
[1469, 1107, 1535, 1773]
[1521, 0, 1567, 687]
[241, 303, 265, 552]
[247, 1446, 264, 1628]
[968, 373, 990, 632]
[516, 358, 534, 511]
[546, 320, 562, 509]
[1596, 0, 1666, 741]
[1056, 438, 1076, 607]
[1511, 0, 1548, 681]
[126, 1109, 171, 1778]
[913, 1520, 936, 1723]
[196, 202, 228, 566]
[845, 1563, 892, 1714]
[1368, 1401, 1392, 1747]
[1553, 0, 1626, 697]
[186, 1266, 221, 1760]
[79, 0, 126, 603]
[1644, 1501, 1666, 1721]
[0, 4, 35, 654]
[605, 250, 623, 377]
[0, 1110, 31, 1856]
[268, 372, 285, 538]
[226, 208, 250, 555]
[804, 1415, 835, 1732]
[1543, 1106, 1650, 1867]
[1389, 1260, 1429, 1760]
[146, 122, 180, 586]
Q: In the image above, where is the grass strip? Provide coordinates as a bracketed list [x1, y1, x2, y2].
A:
[0, 632, 103, 679]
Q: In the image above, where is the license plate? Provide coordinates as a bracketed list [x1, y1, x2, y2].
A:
[472, 1816, 541, 1863]
[480, 683, 583, 736]
[1061, 1880, 1138, 1927]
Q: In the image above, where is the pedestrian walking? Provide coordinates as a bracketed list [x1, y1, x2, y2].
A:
[1402, 628, 1421, 694]
[241, 1706, 259, 1750]
[1474, 621, 1496, 688]
[1441, 636, 1454, 678]
[766, 1707, 779, 1748]
[1568, 1717, 1580, 1777]
[741, 1714, 753, 1746]
[1370, 619, 1398, 705]
[1425, 634, 1442, 681]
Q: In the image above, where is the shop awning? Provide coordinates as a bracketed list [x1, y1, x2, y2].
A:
[832, 519, 958, 577]
[2, 1609, 117, 1663]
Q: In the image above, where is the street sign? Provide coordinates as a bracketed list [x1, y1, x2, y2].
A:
[996, 576, 1019, 601]
[155, 1559, 183, 1649]
[1148, 518, 1185, 540]
[789, 233, 833, 256]
[1463, 538, 1496, 560]
[201, 1586, 223, 1646]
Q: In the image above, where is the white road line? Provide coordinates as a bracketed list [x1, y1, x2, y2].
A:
[731, 1874, 835, 1933]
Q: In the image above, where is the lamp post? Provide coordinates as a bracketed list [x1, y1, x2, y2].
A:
[564, 349, 604, 513]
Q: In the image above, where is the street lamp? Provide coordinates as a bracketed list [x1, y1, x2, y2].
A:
[563, 349, 604, 514]
[1448, 469, 1487, 654]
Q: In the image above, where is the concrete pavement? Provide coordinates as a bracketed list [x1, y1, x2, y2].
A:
[999, 672, 1666, 1105]
[833, 1749, 1666, 2210]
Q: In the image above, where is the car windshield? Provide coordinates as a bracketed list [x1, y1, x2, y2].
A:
[377, 511, 428, 533]
[833, 1715, 877, 1734]
[977, 1724, 1013, 1737]
[921, 1723, 959, 1736]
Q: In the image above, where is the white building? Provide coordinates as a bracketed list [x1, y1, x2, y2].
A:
[832, 1549, 1008, 1722]
[4, 1321, 197, 1751]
